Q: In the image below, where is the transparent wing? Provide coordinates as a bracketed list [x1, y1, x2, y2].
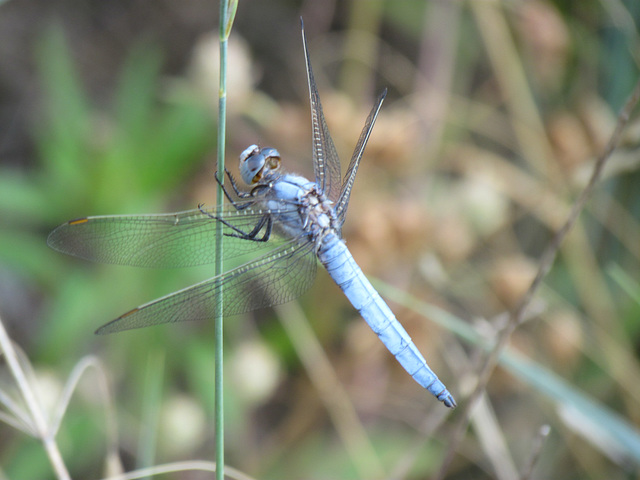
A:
[301, 18, 342, 202]
[335, 89, 386, 226]
[47, 203, 298, 268]
[95, 238, 317, 334]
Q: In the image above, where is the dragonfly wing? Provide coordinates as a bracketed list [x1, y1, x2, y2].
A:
[301, 19, 342, 202]
[47, 204, 298, 268]
[335, 89, 386, 226]
[95, 238, 317, 334]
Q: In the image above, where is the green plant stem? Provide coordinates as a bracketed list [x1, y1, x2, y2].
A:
[215, 1, 237, 479]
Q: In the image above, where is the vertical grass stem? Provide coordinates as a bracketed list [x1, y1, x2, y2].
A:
[215, 1, 238, 479]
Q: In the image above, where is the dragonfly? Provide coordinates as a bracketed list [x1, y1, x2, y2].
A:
[48, 20, 456, 408]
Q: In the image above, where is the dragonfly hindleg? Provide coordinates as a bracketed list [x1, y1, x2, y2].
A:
[198, 203, 273, 243]
[224, 214, 273, 242]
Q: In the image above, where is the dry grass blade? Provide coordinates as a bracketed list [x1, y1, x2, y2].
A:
[49, 356, 118, 452]
[0, 317, 118, 478]
[0, 380, 35, 435]
[435, 75, 640, 479]
[0, 314, 71, 480]
[96, 460, 256, 480]
[274, 301, 384, 479]
[519, 425, 551, 480]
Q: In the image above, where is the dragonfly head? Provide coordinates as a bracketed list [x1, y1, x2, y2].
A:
[239, 145, 281, 185]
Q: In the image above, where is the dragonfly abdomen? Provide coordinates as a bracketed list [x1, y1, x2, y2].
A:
[318, 235, 456, 408]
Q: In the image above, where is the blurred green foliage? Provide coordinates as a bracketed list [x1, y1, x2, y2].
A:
[1, 1, 640, 479]
[1, 23, 216, 478]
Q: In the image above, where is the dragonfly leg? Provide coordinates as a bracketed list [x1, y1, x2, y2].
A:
[249, 183, 273, 197]
[224, 168, 252, 198]
[214, 169, 254, 210]
[197, 204, 273, 242]
[225, 215, 273, 242]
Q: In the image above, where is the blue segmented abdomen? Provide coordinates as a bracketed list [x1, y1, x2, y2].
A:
[318, 234, 456, 408]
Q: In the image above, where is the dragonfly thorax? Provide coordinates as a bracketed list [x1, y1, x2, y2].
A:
[239, 144, 281, 185]
[299, 185, 337, 249]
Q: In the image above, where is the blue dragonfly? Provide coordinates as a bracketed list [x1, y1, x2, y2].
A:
[48, 22, 456, 408]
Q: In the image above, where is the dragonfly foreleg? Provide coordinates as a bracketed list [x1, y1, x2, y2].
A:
[215, 169, 254, 210]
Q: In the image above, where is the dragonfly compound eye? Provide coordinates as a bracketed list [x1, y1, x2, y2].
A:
[262, 148, 281, 176]
[239, 146, 281, 184]
[239, 144, 265, 184]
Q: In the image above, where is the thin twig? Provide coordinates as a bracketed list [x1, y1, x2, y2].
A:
[435, 76, 640, 479]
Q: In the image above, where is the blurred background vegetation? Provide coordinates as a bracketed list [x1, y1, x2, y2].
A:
[1, 0, 640, 479]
